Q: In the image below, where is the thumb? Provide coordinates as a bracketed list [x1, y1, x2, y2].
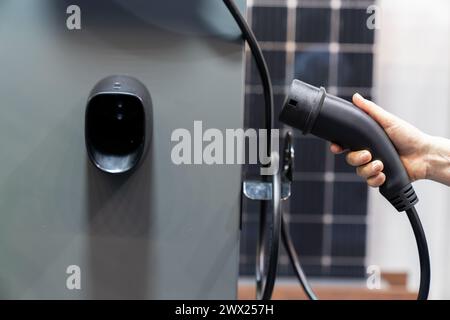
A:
[352, 93, 396, 129]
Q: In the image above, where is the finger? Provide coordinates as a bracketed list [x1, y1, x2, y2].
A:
[330, 143, 344, 154]
[346, 150, 372, 167]
[367, 172, 386, 188]
[352, 93, 396, 128]
[356, 160, 384, 179]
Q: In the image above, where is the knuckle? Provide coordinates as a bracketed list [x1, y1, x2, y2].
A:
[346, 152, 358, 166]
[358, 163, 373, 178]
[347, 150, 371, 166]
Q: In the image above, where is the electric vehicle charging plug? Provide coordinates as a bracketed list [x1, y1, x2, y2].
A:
[280, 80, 418, 212]
[279, 80, 430, 300]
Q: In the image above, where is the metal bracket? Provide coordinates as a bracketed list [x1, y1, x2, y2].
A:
[243, 180, 291, 201]
[243, 132, 295, 201]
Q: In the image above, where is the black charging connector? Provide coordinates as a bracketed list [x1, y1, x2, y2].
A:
[280, 80, 419, 212]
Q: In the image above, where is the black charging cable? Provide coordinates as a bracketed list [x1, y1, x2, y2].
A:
[281, 213, 318, 300]
[282, 204, 430, 300]
[222, 0, 280, 300]
[280, 133, 318, 300]
[280, 134, 430, 300]
[223, 0, 430, 301]
[407, 206, 431, 300]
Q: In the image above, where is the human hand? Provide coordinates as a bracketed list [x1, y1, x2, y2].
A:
[330, 94, 430, 187]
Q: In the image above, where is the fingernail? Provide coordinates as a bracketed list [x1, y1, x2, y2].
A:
[372, 161, 382, 171]
[355, 93, 364, 100]
[360, 151, 370, 161]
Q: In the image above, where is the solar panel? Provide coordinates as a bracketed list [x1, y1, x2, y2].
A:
[241, 0, 375, 279]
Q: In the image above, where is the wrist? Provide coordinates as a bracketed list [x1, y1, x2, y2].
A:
[421, 134, 434, 180]
[424, 135, 450, 183]
[406, 132, 433, 182]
